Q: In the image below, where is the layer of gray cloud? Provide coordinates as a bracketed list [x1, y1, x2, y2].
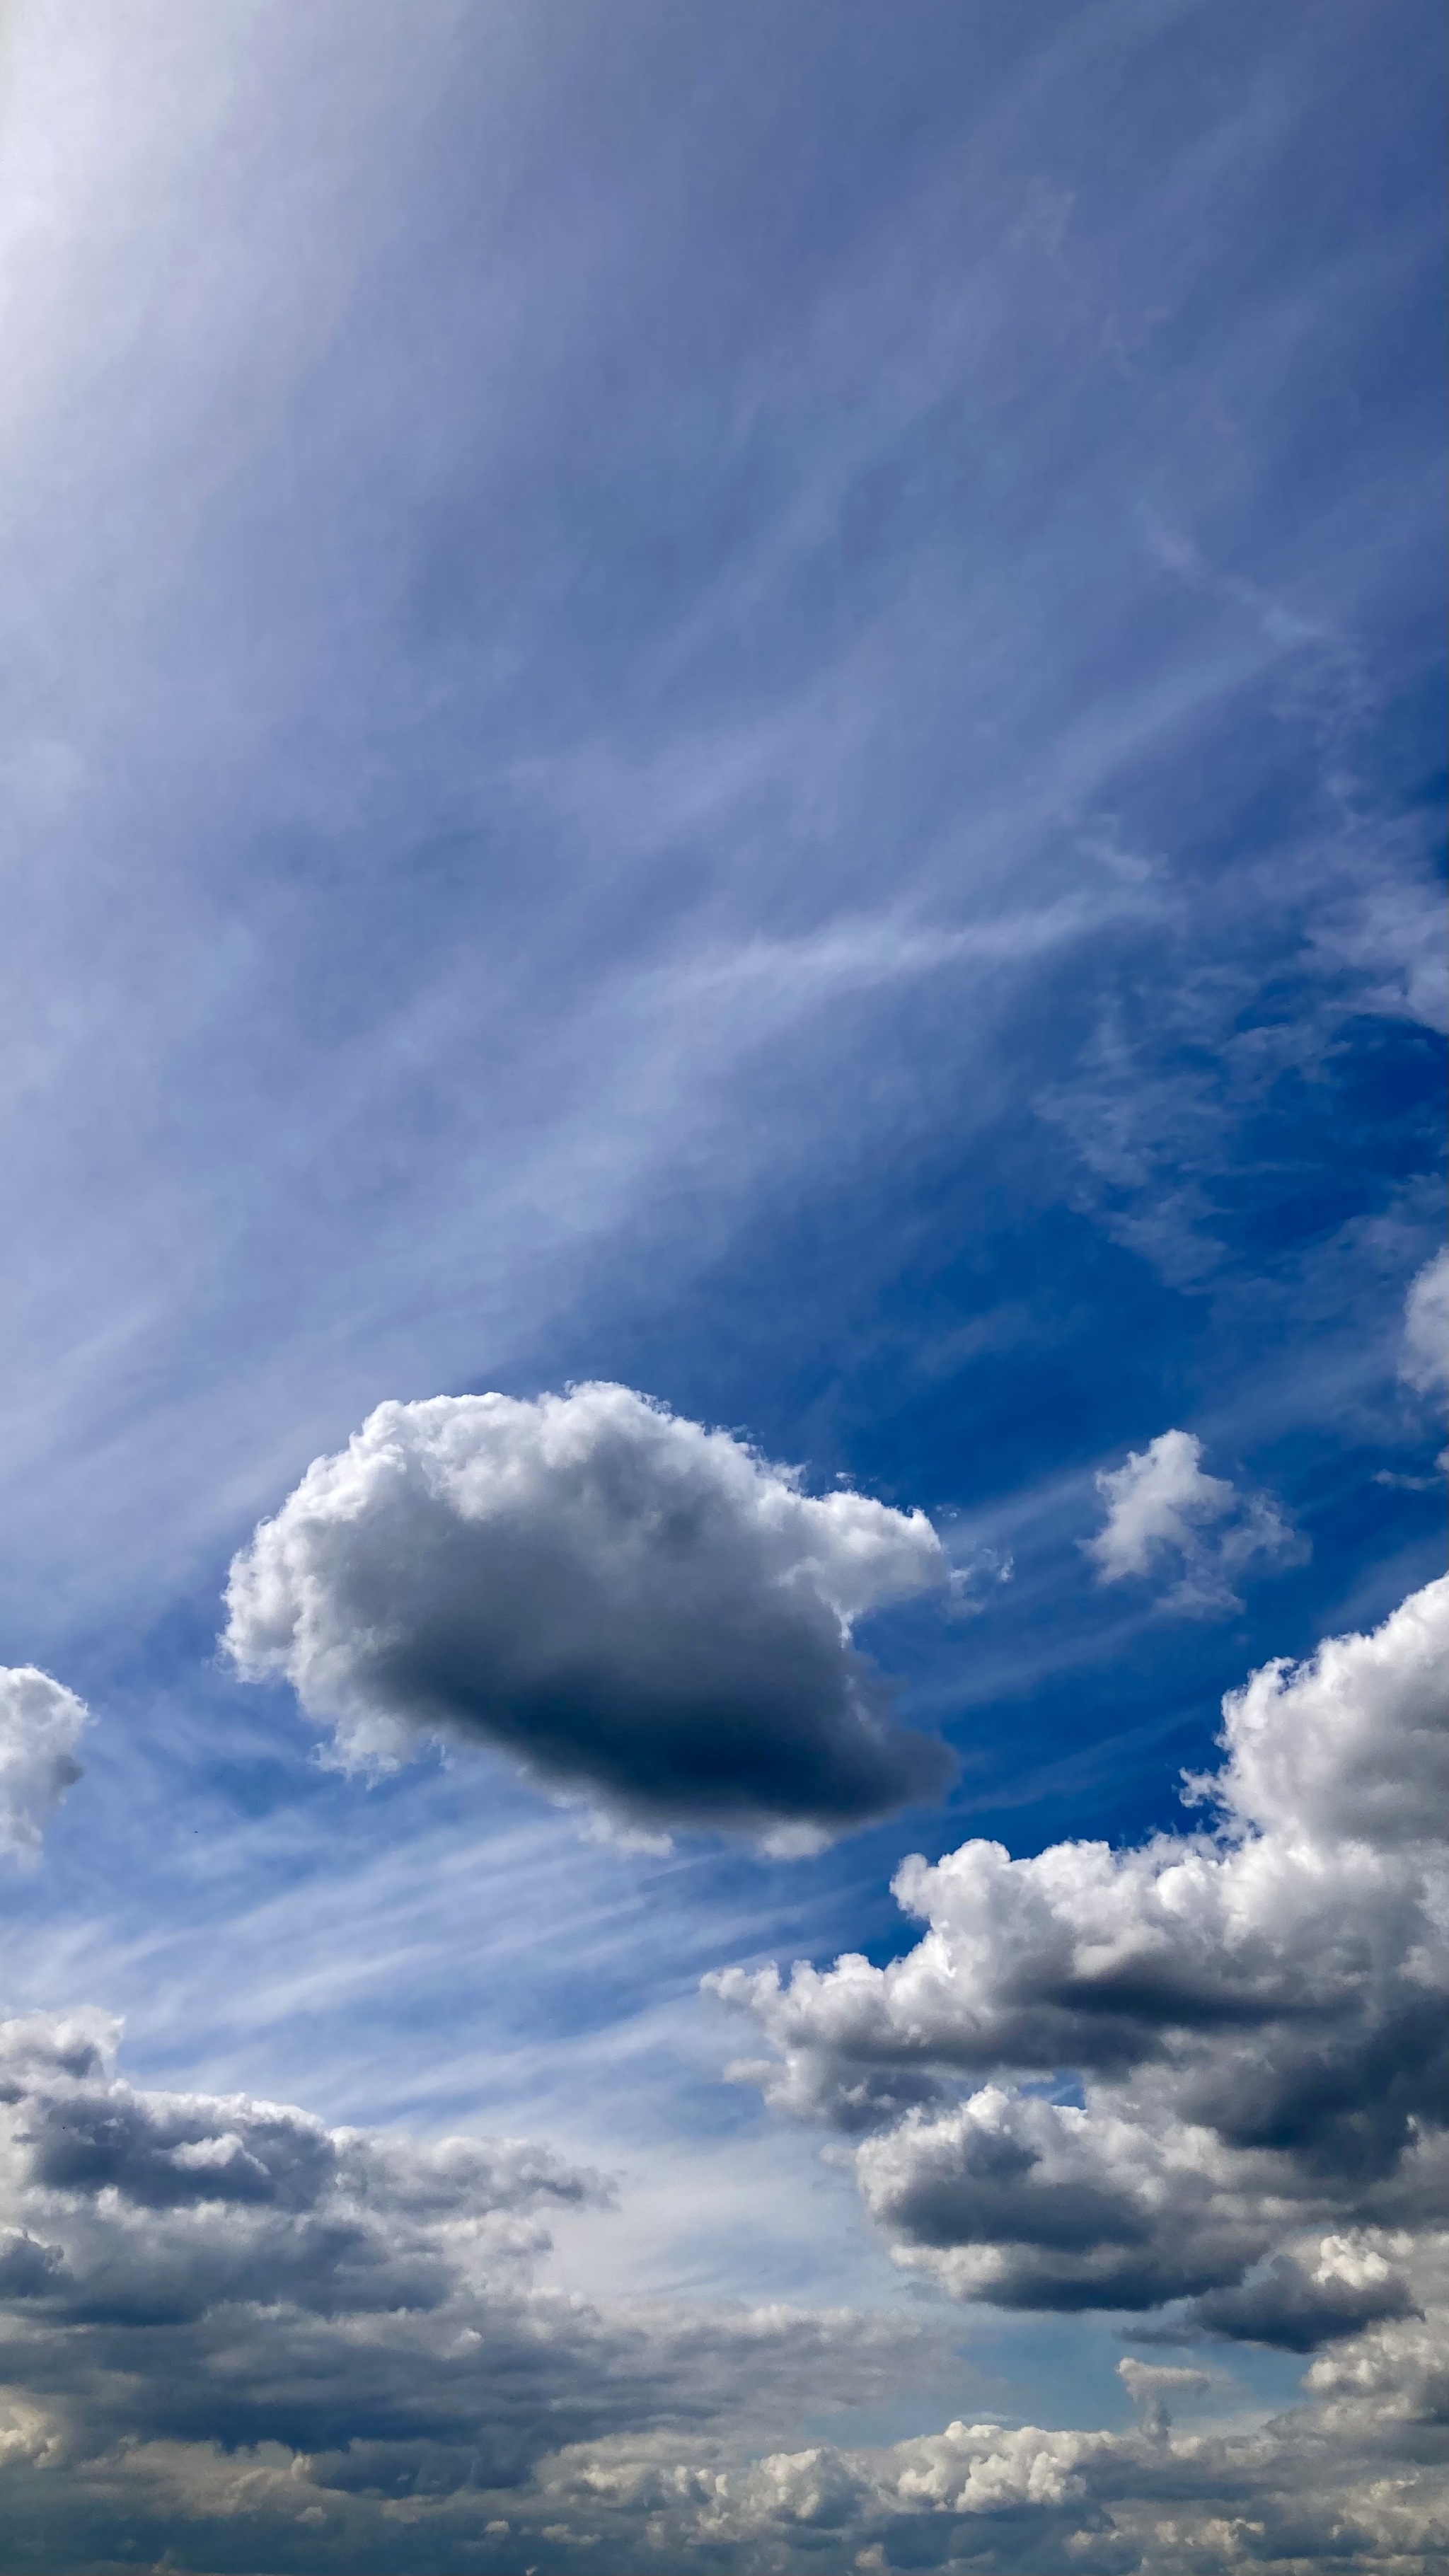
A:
[716, 1578, 1447, 2327]
[1085, 1428, 1306, 1616]
[0, 2005, 1441, 2572]
[224, 1382, 951, 1847]
[0, 2012, 938, 2567]
[0, 1667, 87, 1863]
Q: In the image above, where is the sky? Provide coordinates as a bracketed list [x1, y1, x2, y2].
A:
[0, 3, 1443, 2570]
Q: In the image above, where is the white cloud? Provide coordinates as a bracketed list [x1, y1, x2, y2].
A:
[715, 1578, 1448, 2329]
[224, 1382, 951, 1847]
[1400, 1247, 1448, 1395]
[0, 1666, 87, 1862]
[1085, 1427, 1305, 1614]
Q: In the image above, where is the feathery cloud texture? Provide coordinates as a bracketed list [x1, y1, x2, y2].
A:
[224, 1383, 951, 1847]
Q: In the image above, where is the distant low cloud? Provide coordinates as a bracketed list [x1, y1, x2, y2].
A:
[716, 1576, 1448, 2330]
[1400, 1247, 1448, 1395]
[0, 1667, 88, 1863]
[224, 1383, 952, 1849]
[0, 2004, 1441, 2572]
[0, 2011, 930, 2565]
[1085, 1426, 1305, 1615]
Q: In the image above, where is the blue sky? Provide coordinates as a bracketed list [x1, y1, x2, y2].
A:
[0, 4, 1443, 2570]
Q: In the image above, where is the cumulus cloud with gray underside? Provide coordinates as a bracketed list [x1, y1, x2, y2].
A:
[224, 1382, 952, 1844]
[715, 1579, 1448, 2323]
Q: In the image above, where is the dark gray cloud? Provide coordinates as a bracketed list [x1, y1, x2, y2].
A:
[715, 1579, 1448, 2325]
[224, 1382, 952, 1848]
[1189, 2248, 1421, 2352]
[0, 2011, 938, 2564]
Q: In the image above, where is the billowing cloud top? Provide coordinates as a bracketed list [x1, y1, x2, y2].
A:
[715, 1578, 1448, 2333]
[224, 1382, 952, 1846]
[0, 1667, 88, 1864]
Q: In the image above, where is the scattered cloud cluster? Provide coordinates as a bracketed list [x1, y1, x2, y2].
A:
[1085, 1428, 1307, 1615]
[716, 1579, 1447, 2333]
[10, 1590, 1424, 2568]
[0, 1989, 1443, 2570]
[224, 1383, 952, 1848]
[0, 1665, 87, 1863]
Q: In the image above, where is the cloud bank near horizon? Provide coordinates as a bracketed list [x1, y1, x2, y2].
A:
[0, 1582, 1443, 2570]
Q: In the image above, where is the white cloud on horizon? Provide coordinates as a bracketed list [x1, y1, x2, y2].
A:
[224, 1382, 951, 1848]
[1085, 1427, 1306, 1615]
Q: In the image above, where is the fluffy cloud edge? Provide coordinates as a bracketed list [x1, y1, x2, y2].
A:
[710, 1576, 1448, 2333]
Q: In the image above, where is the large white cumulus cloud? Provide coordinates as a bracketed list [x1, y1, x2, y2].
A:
[224, 1383, 952, 1845]
[715, 1579, 1448, 2330]
[0, 1666, 88, 1862]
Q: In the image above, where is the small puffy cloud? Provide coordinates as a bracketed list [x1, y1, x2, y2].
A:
[1400, 1247, 1448, 1394]
[715, 1578, 1448, 2332]
[0, 1668, 88, 1863]
[1085, 1426, 1305, 1614]
[224, 1382, 952, 1846]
